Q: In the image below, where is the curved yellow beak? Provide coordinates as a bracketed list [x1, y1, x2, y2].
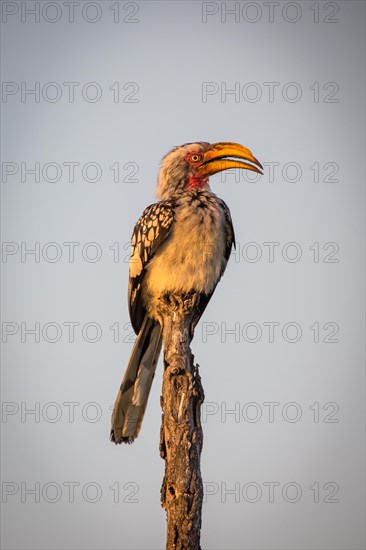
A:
[198, 142, 263, 177]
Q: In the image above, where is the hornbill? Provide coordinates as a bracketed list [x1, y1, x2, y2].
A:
[111, 141, 263, 443]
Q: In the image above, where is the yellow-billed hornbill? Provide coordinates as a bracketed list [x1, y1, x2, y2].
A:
[111, 141, 262, 443]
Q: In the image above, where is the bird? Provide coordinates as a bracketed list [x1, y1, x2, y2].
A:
[110, 141, 263, 444]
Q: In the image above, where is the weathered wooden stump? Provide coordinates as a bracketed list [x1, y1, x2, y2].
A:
[158, 293, 205, 550]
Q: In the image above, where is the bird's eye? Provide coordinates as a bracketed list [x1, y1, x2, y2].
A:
[189, 153, 202, 163]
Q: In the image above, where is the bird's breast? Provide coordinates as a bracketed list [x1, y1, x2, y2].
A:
[144, 193, 227, 297]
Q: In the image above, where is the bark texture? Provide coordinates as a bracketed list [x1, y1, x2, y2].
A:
[158, 293, 205, 550]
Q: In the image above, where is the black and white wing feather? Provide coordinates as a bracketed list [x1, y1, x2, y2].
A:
[128, 200, 175, 334]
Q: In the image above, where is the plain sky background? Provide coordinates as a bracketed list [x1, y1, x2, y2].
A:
[1, 1, 365, 549]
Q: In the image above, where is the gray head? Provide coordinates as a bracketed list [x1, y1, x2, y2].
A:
[156, 142, 211, 199]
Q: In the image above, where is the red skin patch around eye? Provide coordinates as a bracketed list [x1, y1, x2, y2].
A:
[185, 152, 202, 164]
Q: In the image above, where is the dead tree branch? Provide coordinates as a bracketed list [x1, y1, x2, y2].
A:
[158, 293, 205, 550]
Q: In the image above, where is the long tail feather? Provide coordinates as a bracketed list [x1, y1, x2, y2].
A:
[110, 316, 162, 444]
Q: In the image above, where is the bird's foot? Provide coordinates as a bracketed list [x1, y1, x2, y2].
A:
[159, 291, 198, 316]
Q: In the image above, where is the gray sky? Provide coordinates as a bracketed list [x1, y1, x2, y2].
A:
[1, 1, 365, 549]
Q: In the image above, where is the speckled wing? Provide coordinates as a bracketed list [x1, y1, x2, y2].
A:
[128, 201, 175, 334]
[218, 198, 236, 267]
